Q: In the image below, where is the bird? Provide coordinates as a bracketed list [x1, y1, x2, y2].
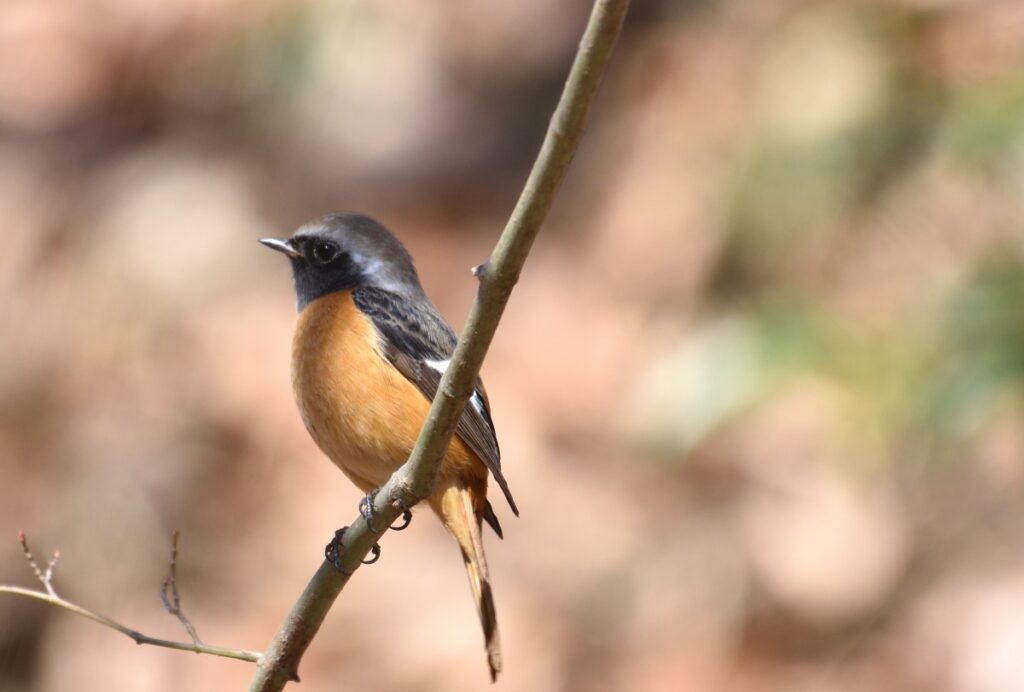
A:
[260, 213, 517, 681]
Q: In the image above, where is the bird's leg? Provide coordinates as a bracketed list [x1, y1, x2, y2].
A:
[359, 489, 413, 533]
[358, 491, 385, 535]
[325, 488, 414, 573]
[324, 527, 381, 574]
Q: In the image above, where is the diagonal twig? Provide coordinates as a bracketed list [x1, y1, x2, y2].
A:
[160, 530, 204, 646]
[18, 530, 59, 598]
[249, 1, 632, 689]
[1, 531, 260, 664]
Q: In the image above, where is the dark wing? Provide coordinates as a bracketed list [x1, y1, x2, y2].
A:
[353, 287, 519, 525]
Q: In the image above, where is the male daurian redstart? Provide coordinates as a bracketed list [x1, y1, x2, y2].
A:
[260, 213, 517, 681]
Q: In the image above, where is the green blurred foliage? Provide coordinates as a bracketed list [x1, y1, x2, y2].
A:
[944, 75, 1024, 171]
[924, 254, 1024, 444]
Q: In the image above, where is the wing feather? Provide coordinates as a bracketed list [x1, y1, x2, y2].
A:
[353, 287, 519, 520]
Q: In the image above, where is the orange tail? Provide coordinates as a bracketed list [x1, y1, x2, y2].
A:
[433, 481, 502, 682]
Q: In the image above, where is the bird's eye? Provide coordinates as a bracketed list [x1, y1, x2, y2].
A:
[311, 241, 338, 264]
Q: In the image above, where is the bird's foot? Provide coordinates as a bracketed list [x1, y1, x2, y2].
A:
[389, 495, 414, 531]
[359, 489, 413, 535]
[324, 527, 381, 575]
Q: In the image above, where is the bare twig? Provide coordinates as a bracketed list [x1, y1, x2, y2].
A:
[160, 530, 204, 646]
[1, 532, 260, 664]
[249, 1, 631, 689]
[18, 530, 59, 598]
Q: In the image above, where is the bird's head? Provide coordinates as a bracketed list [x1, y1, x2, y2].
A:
[260, 213, 424, 310]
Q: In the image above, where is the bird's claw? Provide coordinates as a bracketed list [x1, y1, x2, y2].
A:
[324, 527, 381, 574]
[391, 508, 413, 531]
[359, 489, 414, 534]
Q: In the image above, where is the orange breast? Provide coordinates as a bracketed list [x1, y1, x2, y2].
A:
[291, 290, 485, 492]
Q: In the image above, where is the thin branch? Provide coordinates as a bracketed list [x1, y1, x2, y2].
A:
[160, 530, 204, 646]
[249, 1, 631, 689]
[0, 587, 261, 662]
[18, 530, 59, 598]
[1, 532, 261, 664]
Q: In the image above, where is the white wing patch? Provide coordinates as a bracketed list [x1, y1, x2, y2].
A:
[469, 391, 486, 416]
[424, 358, 486, 416]
[424, 358, 451, 374]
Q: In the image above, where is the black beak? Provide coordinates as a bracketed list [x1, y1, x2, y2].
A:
[259, 237, 302, 259]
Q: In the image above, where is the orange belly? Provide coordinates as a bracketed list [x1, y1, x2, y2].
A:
[291, 290, 486, 492]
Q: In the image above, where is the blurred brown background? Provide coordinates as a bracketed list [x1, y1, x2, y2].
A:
[2, 0, 1024, 690]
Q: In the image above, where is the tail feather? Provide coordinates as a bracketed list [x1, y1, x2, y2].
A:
[435, 483, 502, 681]
[483, 500, 504, 539]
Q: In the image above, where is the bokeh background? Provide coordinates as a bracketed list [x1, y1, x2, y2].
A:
[2, 0, 1024, 690]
